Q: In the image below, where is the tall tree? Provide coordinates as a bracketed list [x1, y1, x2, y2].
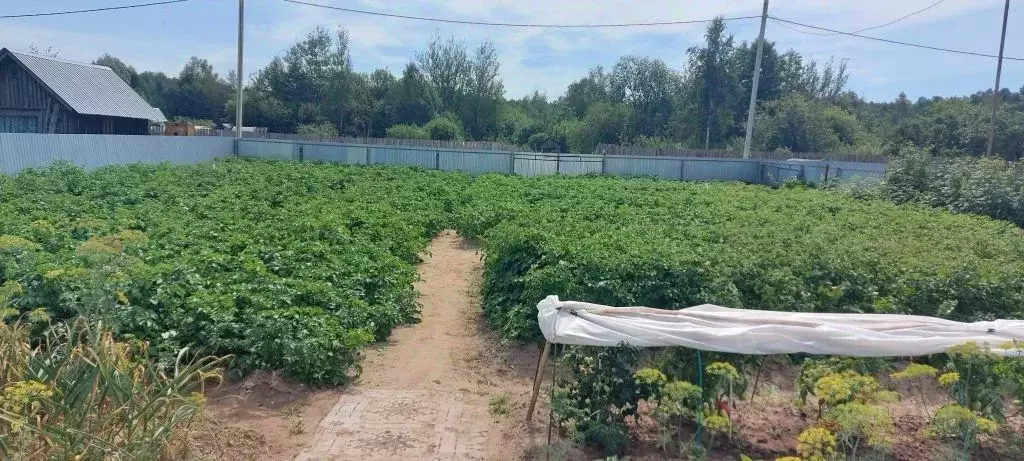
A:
[416, 35, 472, 115]
[368, 68, 400, 137]
[687, 18, 736, 149]
[561, 67, 611, 118]
[245, 26, 357, 133]
[93, 54, 138, 87]
[609, 56, 679, 141]
[395, 63, 438, 126]
[463, 41, 504, 139]
[174, 57, 230, 121]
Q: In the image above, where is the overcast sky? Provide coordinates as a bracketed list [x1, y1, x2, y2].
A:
[1, 0, 1021, 102]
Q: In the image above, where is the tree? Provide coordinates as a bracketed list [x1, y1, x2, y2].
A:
[801, 57, 850, 101]
[610, 56, 679, 142]
[562, 67, 611, 118]
[244, 26, 357, 134]
[93, 54, 138, 87]
[416, 35, 471, 116]
[755, 94, 864, 153]
[568, 101, 631, 154]
[368, 68, 400, 137]
[134, 71, 177, 115]
[173, 57, 230, 121]
[463, 41, 504, 140]
[396, 63, 437, 126]
[687, 18, 737, 149]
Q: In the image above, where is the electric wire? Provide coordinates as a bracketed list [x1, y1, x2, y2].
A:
[282, 0, 760, 28]
[0, 0, 190, 19]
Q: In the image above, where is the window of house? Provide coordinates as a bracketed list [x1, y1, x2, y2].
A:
[0, 115, 39, 133]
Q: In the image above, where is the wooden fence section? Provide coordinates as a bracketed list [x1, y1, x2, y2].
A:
[196, 130, 526, 152]
[193, 131, 886, 162]
[595, 143, 889, 163]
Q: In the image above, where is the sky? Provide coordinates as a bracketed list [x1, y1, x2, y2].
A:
[0, 0, 1021, 103]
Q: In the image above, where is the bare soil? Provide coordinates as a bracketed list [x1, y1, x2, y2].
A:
[197, 231, 547, 460]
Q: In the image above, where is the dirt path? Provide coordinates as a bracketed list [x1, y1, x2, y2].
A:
[296, 231, 545, 460]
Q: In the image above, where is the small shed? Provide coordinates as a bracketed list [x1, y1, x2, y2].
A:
[0, 48, 166, 134]
[164, 121, 197, 136]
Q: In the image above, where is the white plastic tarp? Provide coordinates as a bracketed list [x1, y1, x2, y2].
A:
[537, 296, 1024, 357]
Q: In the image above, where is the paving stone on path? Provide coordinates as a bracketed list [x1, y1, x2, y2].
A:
[296, 389, 490, 461]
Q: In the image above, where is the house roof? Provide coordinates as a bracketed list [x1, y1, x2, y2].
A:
[0, 48, 166, 122]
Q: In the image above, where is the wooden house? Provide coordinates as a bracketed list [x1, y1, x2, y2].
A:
[0, 48, 165, 134]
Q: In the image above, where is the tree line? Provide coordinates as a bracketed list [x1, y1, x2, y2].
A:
[96, 19, 1024, 159]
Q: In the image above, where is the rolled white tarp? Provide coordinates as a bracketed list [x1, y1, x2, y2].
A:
[537, 296, 1024, 357]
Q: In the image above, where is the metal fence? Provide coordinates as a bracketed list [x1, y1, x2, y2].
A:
[237, 138, 887, 184]
[0, 133, 887, 185]
[0, 133, 233, 175]
[200, 129, 527, 152]
[595, 143, 890, 163]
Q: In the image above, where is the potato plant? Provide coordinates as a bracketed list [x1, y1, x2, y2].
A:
[0, 160, 468, 384]
[456, 174, 1024, 341]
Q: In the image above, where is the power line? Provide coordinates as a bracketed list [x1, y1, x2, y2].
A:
[773, 1, 945, 37]
[0, 0, 189, 19]
[770, 16, 1024, 61]
[282, 0, 760, 28]
[851, 0, 943, 34]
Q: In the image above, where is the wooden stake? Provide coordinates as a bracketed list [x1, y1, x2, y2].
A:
[526, 341, 552, 422]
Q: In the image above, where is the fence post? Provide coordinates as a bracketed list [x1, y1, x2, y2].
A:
[366, 146, 372, 165]
[435, 150, 441, 170]
[509, 151, 515, 175]
[678, 159, 686, 181]
[555, 154, 561, 175]
[824, 163, 830, 183]
[298, 144, 304, 162]
[601, 151, 607, 175]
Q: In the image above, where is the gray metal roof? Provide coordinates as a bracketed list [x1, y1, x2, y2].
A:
[2, 48, 166, 122]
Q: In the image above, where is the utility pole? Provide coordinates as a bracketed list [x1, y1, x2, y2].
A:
[986, 0, 1009, 158]
[742, 0, 770, 159]
[235, 0, 245, 140]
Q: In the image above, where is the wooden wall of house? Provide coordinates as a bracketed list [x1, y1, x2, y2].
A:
[0, 57, 149, 135]
[0, 57, 48, 111]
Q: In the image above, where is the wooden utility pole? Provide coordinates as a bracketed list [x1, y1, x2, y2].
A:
[985, 0, 1009, 157]
[742, 0, 770, 159]
[235, 0, 245, 140]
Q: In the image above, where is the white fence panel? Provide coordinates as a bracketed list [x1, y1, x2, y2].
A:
[0, 135, 888, 184]
[605, 155, 682, 180]
[514, 153, 557, 176]
[372, 146, 437, 168]
[682, 159, 761, 182]
[239, 139, 294, 160]
[0, 134, 232, 175]
[440, 150, 512, 175]
[557, 155, 604, 176]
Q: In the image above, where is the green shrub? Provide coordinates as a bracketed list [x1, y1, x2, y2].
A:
[296, 121, 339, 137]
[424, 114, 465, 141]
[386, 123, 430, 140]
[882, 148, 1024, 227]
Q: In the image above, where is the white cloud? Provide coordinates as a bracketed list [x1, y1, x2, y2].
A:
[1, 0, 1015, 100]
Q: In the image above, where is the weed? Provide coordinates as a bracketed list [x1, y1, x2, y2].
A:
[280, 404, 307, 435]
[0, 318, 227, 459]
[488, 392, 510, 417]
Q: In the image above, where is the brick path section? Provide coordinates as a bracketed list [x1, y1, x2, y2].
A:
[296, 390, 489, 461]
